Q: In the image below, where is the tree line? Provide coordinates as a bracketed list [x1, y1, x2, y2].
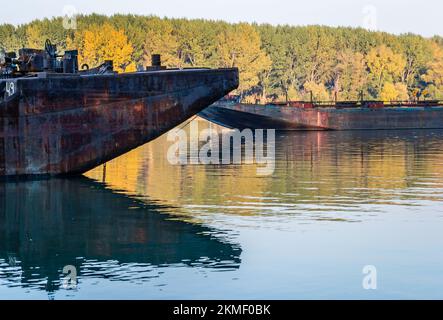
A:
[1, 14, 442, 102]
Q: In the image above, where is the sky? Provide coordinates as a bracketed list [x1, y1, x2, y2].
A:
[1, 0, 442, 37]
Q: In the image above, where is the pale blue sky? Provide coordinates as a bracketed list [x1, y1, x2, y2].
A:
[1, 0, 442, 37]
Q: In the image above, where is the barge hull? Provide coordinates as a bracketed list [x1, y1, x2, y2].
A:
[0, 69, 238, 177]
[200, 103, 443, 130]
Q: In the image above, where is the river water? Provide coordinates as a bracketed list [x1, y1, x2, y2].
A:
[1, 119, 443, 299]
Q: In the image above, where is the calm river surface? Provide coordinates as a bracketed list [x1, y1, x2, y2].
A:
[1, 119, 443, 299]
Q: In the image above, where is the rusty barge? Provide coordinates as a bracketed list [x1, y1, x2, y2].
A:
[199, 100, 443, 130]
[0, 42, 238, 177]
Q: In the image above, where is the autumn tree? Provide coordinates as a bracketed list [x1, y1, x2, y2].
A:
[380, 82, 409, 101]
[422, 43, 443, 99]
[333, 50, 368, 100]
[111, 14, 150, 68]
[1, 14, 442, 103]
[25, 18, 70, 51]
[216, 23, 272, 96]
[432, 36, 443, 47]
[141, 17, 180, 68]
[366, 45, 406, 98]
[68, 23, 135, 73]
[0, 24, 23, 53]
[303, 81, 330, 101]
[26, 23, 45, 49]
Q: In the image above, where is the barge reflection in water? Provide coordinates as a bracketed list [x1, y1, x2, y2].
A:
[0, 177, 241, 299]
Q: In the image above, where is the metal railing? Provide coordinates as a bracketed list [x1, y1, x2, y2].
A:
[267, 100, 443, 109]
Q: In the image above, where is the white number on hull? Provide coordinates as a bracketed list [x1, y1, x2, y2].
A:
[5, 81, 15, 97]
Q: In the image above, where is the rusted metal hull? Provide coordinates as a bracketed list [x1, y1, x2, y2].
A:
[200, 103, 443, 131]
[0, 69, 238, 177]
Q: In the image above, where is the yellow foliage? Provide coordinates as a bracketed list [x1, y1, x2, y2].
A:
[287, 87, 301, 101]
[26, 25, 44, 48]
[423, 43, 443, 88]
[216, 23, 272, 93]
[335, 50, 368, 100]
[68, 23, 135, 73]
[380, 82, 409, 101]
[394, 83, 409, 100]
[243, 95, 261, 104]
[367, 45, 406, 88]
[143, 18, 181, 68]
[303, 81, 330, 101]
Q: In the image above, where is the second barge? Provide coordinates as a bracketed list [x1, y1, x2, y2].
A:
[199, 101, 443, 130]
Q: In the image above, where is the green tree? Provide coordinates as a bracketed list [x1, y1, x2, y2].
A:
[398, 34, 431, 89]
[173, 19, 222, 68]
